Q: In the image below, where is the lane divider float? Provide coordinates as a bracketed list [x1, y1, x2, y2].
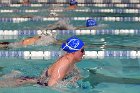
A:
[0, 51, 139, 59]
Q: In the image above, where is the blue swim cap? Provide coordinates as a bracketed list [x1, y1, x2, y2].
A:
[62, 36, 84, 53]
[70, 0, 78, 5]
[86, 19, 97, 27]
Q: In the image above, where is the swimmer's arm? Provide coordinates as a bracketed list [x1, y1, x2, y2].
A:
[47, 64, 69, 86]
[21, 36, 40, 46]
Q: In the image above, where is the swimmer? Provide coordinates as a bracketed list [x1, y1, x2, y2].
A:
[38, 36, 85, 86]
[21, 0, 30, 4]
[48, 0, 78, 11]
[47, 18, 107, 30]
[0, 76, 37, 88]
[0, 36, 85, 87]
[65, 0, 78, 10]
[0, 30, 59, 49]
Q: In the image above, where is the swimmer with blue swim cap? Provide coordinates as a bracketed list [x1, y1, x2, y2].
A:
[86, 19, 97, 27]
[76, 18, 107, 30]
[70, 0, 78, 6]
[66, 0, 78, 10]
[36, 37, 85, 87]
[44, 36, 85, 86]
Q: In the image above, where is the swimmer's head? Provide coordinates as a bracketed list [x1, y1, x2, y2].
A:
[86, 19, 97, 27]
[70, 0, 78, 5]
[62, 36, 84, 53]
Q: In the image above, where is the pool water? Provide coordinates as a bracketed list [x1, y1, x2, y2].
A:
[0, 3, 140, 93]
[0, 57, 140, 93]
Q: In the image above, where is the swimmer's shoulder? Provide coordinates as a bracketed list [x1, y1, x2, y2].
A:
[53, 56, 70, 70]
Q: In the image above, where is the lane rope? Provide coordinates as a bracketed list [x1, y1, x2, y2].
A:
[0, 51, 139, 59]
[0, 17, 140, 23]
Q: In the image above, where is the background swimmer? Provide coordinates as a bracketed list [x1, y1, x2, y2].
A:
[0, 76, 37, 88]
[0, 30, 58, 49]
[48, 0, 78, 11]
[0, 36, 85, 87]
[20, 0, 30, 4]
[65, 0, 78, 10]
[48, 18, 107, 30]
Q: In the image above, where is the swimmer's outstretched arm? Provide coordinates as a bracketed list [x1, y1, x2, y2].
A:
[0, 77, 37, 88]
[0, 36, 40, 49]
[21, 36, 40, 46]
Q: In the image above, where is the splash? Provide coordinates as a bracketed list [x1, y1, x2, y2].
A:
[47, 18, 76, 30]
[48, 4, 64, 11]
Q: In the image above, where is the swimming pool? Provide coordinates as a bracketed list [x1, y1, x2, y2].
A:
[0, 3, 140, 93]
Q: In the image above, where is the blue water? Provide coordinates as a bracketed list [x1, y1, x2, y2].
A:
[0, 57, 140, 93]
[0, 4, 140, 93]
